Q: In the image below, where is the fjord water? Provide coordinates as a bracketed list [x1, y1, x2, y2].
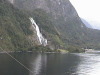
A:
[0, 52, 100, 75]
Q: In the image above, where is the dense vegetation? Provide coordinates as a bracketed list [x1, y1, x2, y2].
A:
[31, 8, 100, 50]
[0, 1, 65, 52]
[1, 0, 100, 53]
[31, 9, 65, 49]
[0, 1, 33, 52]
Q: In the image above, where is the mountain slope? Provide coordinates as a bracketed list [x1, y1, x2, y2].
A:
[1, 0, 100, 52]
[0, 0, 63, 52]
[10, 0, 87, 46]
[0, 1, 33, 51]
[81, 18, 92, 28]
[11, 0, 100, 50]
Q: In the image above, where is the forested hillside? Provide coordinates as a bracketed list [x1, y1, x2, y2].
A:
[0, 1, 33, 51]
[0, 0, 100, 52]
[11, 0, 100, 49]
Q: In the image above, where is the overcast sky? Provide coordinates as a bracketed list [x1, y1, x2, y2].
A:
[69, 0, 100, 29]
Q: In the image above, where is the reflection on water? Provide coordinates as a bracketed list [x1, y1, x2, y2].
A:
[76, 53, 100, 75]
[0, 52, 100, 75]
[30, 54, 42, 75]
[30, 54, 47, 75]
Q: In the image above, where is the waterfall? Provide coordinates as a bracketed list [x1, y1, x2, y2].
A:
[29, 17, 47, 46]
[8, 0, 14, 4]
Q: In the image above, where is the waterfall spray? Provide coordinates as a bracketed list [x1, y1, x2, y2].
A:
[29, 17, 47, 46]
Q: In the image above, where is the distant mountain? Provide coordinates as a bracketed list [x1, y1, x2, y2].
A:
[81, 18, 92, 28]
[88, 21, 100, 30]
[81, 18, 100, 30]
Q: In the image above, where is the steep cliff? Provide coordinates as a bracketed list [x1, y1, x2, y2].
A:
[9, 0, 84, 45]
[1, 0, 100, 52]
[10, 0, 100, 49]
[0, 1, 38, 51]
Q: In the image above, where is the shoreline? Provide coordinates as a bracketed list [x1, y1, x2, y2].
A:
[0, 50, 85, 54]
[0, 51, 61, 54]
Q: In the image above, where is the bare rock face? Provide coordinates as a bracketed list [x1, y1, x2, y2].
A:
[9, 0, 79, 20]
[8, 0, 14, 4]
[10, 0, 85, 32]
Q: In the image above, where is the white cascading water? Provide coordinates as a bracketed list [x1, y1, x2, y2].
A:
[8, 0, 14, 4]
[29, 17, 47, 46]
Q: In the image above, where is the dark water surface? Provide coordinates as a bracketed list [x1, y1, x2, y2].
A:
[0, 52, 100, 75]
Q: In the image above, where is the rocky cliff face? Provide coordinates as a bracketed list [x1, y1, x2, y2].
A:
[8, 0, 14, 4]
[10, 0, 84, 27]
[1, 0, 100, 51]
[8, 0, 86, 48]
